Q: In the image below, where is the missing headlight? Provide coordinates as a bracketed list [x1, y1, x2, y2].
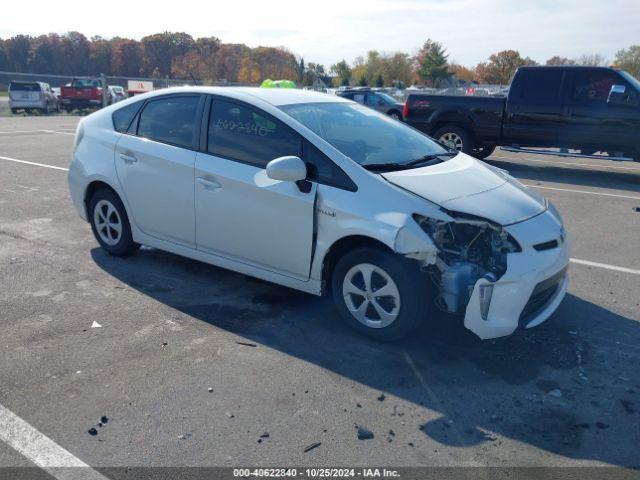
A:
[413, 213, 521, 314]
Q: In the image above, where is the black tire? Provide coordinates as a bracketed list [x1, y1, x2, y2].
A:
[10, 108, 18, 114]
[388, 110, 403, 121]
[433, 124, 473, 154]
[331, 247, 429, 341]
[88, 188, 139, 257]
[473, 145, 496, 159]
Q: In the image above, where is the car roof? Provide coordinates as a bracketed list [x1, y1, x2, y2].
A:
[135, 86, 350, 106]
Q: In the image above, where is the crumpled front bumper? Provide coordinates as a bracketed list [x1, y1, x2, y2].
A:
[463, 210, 570, 339]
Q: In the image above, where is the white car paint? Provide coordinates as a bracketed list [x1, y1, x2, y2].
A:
[68, 86, 570, 340]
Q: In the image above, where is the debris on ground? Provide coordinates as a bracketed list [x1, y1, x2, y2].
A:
[178, 433, 192, 439]
[377, 394, 386, 402]
[304, 442, 321, 453]
[208, 387, 213, 393]
[547, 389, 563, 398]
[225, 412, 235, 418]
[91, 321, 102, 328]
[88, 427, 98, 436]
[356, 425, 374, 440]
[97, 416, 108, 427]
[260, 432, 270, 438]
[236, 341, 257, 347]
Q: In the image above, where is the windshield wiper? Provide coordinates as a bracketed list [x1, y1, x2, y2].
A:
[363, 151, 457, 172]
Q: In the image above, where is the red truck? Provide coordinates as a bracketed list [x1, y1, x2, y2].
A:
[60, 78, 109, 113]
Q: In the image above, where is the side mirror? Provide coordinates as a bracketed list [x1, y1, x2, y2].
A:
[608, 84, 629, 107]
[266, 156, 307, 182]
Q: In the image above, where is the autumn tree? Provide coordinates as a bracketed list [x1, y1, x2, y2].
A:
[546, 56, 575, 65]
[141, 32, 195, 76]
[3, 35, 31, 72]
[575, 53, 607, 66]
[111, 39, 143, 77]
[614, 45, 640, 79]
[475, 50, 536, 85]
[331, 59, 352, 86]
[416, 39, 451, 87]
[449, 63, 475, 82]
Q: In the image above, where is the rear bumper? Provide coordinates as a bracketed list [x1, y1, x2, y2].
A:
[8, 99, 46, 109]
[463, 212, 570, 339]
[60, 98, 102, 109]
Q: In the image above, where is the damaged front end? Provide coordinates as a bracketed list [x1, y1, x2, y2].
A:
[413, 212, 521, 319]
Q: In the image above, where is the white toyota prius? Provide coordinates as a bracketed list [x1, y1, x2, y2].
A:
[68, 87, 570, 341]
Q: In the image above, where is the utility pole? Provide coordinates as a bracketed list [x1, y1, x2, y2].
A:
[100, 73, 108, 108]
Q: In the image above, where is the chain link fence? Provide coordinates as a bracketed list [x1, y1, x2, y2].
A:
[0, 70, 255, 92]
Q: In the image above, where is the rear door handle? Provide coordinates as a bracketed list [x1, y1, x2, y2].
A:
[197, 176, 222, 190]
[119, 152, 138, 164]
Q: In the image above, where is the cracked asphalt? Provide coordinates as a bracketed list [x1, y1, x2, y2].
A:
[0, 115, 639, 477]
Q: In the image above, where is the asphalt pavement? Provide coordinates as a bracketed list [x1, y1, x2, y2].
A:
[0, 116, 639, 478]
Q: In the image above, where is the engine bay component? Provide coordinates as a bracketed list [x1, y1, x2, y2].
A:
[413, 213, 521, 314]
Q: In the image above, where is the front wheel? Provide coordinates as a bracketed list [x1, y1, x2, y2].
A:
[331, 248, 428, 341]
[473, 145, 496, 159]
[88, 188, 139, 256]
[433, 125, 473, 154]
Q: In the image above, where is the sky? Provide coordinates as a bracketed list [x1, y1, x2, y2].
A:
[2, 0, 639, 67]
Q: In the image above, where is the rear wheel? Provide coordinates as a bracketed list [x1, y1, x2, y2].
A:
[388, 110, 402, 121]
[434, 125, 473, 154]
[88, 188, 139, 257]
[10, 108, 18, 114]
[331, 248, 428, 341]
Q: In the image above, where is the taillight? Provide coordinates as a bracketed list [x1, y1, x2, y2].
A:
[402, 100, 409, 119]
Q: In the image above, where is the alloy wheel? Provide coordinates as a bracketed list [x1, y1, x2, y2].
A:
[93, 199, 122, 246]
[439, 132, 463, 150]
[342, 263, 401, 328]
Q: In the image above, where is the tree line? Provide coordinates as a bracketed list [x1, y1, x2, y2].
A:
[0, 32, 300, 84]
[331, 41, 640, 87]
[0, 31, 638, 87]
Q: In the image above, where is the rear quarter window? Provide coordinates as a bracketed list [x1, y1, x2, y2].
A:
[112, 102, 143, 133]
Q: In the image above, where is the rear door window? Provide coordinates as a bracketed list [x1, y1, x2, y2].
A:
[137, 96, 200, 148]
[571, 71, 627, 105]
[516, 70, 563, 103]
[207, 99, 300, 168]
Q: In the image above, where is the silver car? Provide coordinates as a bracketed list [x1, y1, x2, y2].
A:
[68, 87, 569, 341]
[9, 81, 59, 114]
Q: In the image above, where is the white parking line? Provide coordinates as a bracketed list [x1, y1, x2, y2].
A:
[0, 129, 75, 136]
[570, 258, 640, 275]
[0, 155, 69, 171]
[43, 130, 75, 136]
[494, 155, 640, 172]
[526, 184, 640, 201]
[0, 404, 109, 480]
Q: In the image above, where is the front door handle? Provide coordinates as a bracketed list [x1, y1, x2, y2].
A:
[119, 152, 138, 164]
[197, 176, 222, 190]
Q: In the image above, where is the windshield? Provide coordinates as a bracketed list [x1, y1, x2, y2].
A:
[71, 79, 101, 88]
[377, 92, 398, 104]
[619, 71, 640, 92]
[280, 102, 449, 168]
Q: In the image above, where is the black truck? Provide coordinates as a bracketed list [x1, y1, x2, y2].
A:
[403, 66, 640, 161]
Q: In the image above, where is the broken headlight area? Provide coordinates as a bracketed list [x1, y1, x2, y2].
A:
[413, 213, 521, 316]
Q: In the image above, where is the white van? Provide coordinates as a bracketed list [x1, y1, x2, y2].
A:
[8, 81, 59, 114]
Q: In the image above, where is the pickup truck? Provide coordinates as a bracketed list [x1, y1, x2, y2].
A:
[403, 66, 640, 161]
[60, 78, 108, 113]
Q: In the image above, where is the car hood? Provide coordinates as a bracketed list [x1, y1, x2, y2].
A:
[381, 153, 547, 225]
